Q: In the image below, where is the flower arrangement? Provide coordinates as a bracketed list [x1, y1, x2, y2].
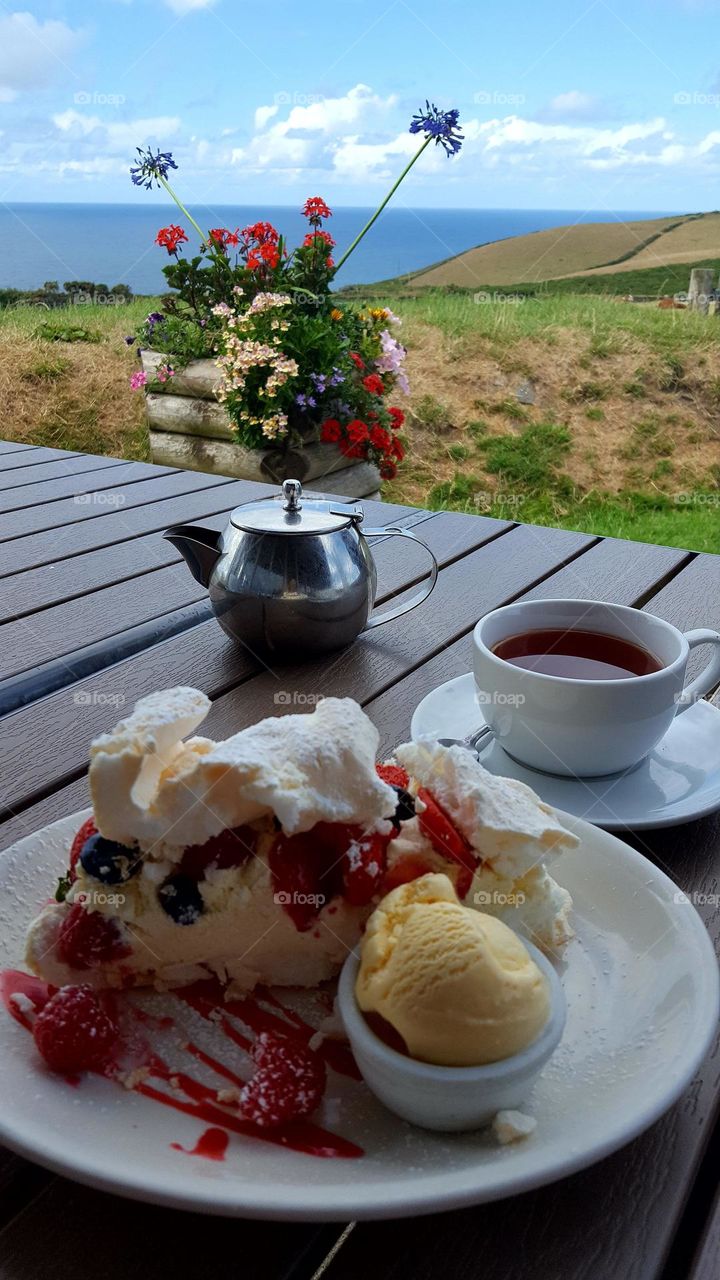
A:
[128, 102, 463, 481]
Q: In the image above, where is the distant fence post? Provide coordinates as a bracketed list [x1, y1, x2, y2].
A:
[687, 268, 714, 313]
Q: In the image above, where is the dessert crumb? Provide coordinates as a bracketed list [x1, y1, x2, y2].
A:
[492, 1110, 537, 1145]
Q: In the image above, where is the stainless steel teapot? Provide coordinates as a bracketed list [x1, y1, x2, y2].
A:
[165, 479, 438, 656]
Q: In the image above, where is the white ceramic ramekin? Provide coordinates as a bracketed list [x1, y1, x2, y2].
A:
[338, 941, 566, 1132]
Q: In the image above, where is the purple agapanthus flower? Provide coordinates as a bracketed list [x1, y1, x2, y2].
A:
[409, 102, 463, 156]
[130, 147, 178, 190]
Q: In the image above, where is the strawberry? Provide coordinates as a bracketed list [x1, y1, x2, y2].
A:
[33, 985, 118, 1074]
[376, 763, 409, 789]
[56, 903, 132, 970]
[180, 824, 258, 880]
[69, 817, 97, 882]
[341, 830, 387, 905]
[239, 1031, 326, 1128]
[268, 825, 345, 931]
[417, 788, 479, 897]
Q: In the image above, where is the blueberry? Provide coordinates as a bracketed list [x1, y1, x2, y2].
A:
[158, 874, 204, 925]
[80, 834, 142, 884]
[390, 785, 415, 825]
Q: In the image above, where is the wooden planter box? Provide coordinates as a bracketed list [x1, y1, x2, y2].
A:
[141, 351, 381, 498]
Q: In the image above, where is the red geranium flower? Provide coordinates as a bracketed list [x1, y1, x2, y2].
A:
[370, 425, 391, 451]
[302, 196, 332, 222]
[390, 438, 405, 462]
[302, 230, 335, 249]
[339, 439, 366, 459]
[155, 224, 188, 254]
[349, 352, 365, 371]
[241, 221, 279, 246]
[247, 241, 280, 271]
[320, 419, 342, 443]
[347, 419, 369, 444]
[363, 373, 384, 396]
[210, 227, 240, 248]
[388, 406, 405, 429]
[379, 461, 397, 480]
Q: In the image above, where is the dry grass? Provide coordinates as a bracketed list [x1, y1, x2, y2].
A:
[567, 212, 720, 277]
[408, 215, 692, 288]
[383, 309, 720, 509]
[0, 304, 150, 459]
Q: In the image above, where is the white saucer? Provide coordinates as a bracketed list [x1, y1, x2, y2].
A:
[411, 672, 720, 830]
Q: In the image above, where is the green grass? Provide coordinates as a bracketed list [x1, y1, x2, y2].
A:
[365, 290, 720, 360]
[427, 486, 720, 553]
[0, 298, 158, 337]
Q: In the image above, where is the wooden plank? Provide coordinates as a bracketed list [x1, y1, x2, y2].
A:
[0, 467, 226, 545]
[0, 563, 210, 681]
[191, 524, 592, 747]
[0, 455, 127, 495]
[0, 1177, 340, 1280]
[0, 480, 416, 579]
[0, 504, 486, 624]
[643, 553, 720, 681]
[0, 511, 505, 814]
[0, 460, 170, 515]
[0, 442, 36, 457]
[690, 1180, 720, 1279]
[365, 533, 694, 757]
[0, 447, 84, 471]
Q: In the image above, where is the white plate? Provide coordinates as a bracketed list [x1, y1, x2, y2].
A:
[0, 809, 717, 1220]
[411, 672, 720, 830]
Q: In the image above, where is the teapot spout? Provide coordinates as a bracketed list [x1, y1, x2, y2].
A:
[164, 524, 222, 588]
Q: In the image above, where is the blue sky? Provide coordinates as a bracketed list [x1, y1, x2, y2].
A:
[2, 0, 720, 208]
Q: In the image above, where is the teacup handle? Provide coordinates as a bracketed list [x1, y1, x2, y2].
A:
[362, 527, 438, 629]
[676, 629, 720, 713]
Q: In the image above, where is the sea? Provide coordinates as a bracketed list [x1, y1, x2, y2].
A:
[0, 204, 675, 294]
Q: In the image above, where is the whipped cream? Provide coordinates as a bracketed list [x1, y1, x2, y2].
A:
[89, 688, 396, 853]
[395, 739, 578, 878]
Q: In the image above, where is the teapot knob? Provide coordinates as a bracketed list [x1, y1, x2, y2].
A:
[282, 478, 303, 513]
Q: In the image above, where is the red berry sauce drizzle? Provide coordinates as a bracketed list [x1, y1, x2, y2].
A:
[1, 970, 363, 1161]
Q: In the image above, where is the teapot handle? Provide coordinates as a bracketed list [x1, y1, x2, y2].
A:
[362, 527, 438, 630]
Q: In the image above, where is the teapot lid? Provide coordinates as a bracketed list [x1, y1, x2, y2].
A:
[230, 479, 364, 536]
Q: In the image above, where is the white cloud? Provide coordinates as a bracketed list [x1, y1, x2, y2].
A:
[235, 84, 399, 175]
[0, 12, 84, 100]
[254, 104, 278, 131]
[163, 0, 216, 14]
[52, 112, 182, 153]
[543, 91, 605, 120]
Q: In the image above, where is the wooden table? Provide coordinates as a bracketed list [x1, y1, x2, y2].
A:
[0, 441, 718, 1280]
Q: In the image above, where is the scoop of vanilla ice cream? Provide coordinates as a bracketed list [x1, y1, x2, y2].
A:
[89, 687, 396, 851]
[355, 873, 551, 1067]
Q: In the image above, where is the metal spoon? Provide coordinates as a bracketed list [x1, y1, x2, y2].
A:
[438, 724, 494, 755]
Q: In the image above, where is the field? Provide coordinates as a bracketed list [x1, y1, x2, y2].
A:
[1, 288, 719, 552]
[398, 210, 720, 291]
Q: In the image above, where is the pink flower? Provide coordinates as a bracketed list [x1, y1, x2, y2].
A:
[129, 371, 148, 390]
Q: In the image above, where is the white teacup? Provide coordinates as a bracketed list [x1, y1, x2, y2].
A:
[473, 599, 720, 777]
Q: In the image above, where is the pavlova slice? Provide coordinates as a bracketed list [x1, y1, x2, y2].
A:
[25, 688, 578, 996]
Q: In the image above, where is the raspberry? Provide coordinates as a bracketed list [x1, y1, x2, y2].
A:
[56, 903, 132, 970]
[417, 787, 479, 894]
[341, 831, 387, 905]
[33, 985, 118, 1074]
[69, 817, 97, 882]
[239, 1032, 326, 1128]
[376, 763, 409, 789]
